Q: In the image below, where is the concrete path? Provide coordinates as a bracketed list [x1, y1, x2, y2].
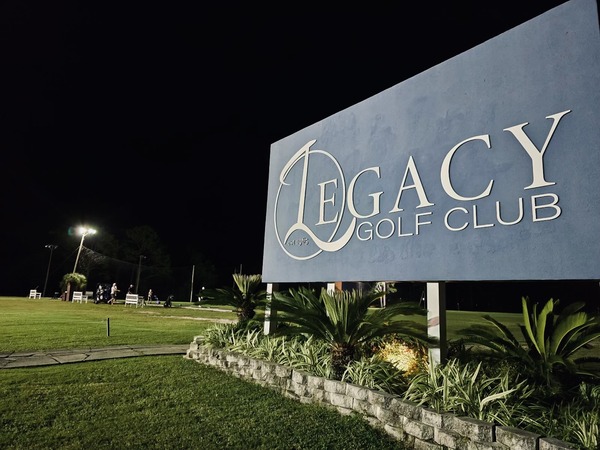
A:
[0, 344, 189, 369]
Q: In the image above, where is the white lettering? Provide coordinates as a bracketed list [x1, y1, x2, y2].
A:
[531, 193, 561, 222]
[316, 179, 339, 225]
[389, 156, 434, 212]
[473, 204, 494, 229]
[445, 207, 469, 232]
[376, 218, 395, 239]
[275, 107, 572, 263]
[397, 217, 414, 237]
[503, 110, 571, 190]
[347, 167, 382, 219]
[415, 212, 433, 235]
[441, 135, 494, 201]
[278, 140, 356, 257]
[496, 198, 524, 226]
[356, 221, 373, 241]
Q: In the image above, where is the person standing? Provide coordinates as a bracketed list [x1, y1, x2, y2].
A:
[110, 282, 119, 305]
[147, 288, 154, 306]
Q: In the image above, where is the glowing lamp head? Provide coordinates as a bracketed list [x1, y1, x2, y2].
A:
[77, 227, 97, 236]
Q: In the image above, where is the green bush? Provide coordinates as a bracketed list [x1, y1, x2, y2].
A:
[458, 297, 600, 393]
[200, 317, 599, 449]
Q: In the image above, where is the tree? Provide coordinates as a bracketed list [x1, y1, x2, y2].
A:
[60, 272, 87, 301]
[79, 230, 120, 283]
[122, 226, 171, 268]
[188, 250, 219, 290]
[272, 286, 435, 380]
[121, 225, 173, 293]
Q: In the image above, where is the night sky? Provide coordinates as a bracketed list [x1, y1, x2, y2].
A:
[4, 1, 596, 304]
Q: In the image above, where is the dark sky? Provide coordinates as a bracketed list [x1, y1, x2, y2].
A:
[2, 1, 585, 296]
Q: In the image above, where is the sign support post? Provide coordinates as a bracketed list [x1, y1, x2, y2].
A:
[426, 282, 447, 366]
[264, 283, 279, 335]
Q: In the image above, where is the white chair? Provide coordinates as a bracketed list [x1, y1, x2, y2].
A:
[125, 293, 141, 307]
[72, 291, 87, 303]
[29, 289, 41, 299]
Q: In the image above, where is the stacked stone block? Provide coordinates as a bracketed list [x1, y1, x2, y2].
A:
[185, 337, 575, 450]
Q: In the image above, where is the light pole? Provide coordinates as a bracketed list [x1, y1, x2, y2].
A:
[189, 264, 195, 302]
[136, 255, 146, 294]
[43, 244, 58, 298]
[72, 227, 96, 274]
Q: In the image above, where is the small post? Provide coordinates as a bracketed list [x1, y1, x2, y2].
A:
[107, 318, 110, 337]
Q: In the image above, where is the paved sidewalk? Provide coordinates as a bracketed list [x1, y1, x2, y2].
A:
[0, 344, 189, 369]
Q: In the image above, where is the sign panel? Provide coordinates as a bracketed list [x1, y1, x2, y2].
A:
[262, 0, 600, 283]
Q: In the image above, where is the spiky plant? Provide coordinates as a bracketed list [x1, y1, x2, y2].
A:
[60, 272, 87, 299]
[459, 297, 600, 390]
[272, 286, 435, 380]
[202, 274, 267, 325]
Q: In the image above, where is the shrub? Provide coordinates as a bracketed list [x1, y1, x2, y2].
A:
[458, 297, 600, 392]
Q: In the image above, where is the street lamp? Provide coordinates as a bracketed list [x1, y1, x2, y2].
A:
[43, 244, 58, 298]
[72, 227, 96, 274]
[136, 255, 146, 294]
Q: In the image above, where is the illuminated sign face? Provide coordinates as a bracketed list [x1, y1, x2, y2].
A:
[262, 0, 600, 283]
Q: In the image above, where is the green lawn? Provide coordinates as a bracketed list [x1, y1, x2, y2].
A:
[0, 297, 405, 449]
[0, 357, 403, 450]
[1, 296, 596, 449]
[0, 296, 237, 352]
[446, 309, 523, 339]
[0, 296, 525, 352]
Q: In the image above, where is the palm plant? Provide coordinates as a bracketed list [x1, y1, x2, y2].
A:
[458, 297, 600, 390]
[202, 274, 267, 325]
[272, 286, 435, 380]
[60, 272, 87, 300]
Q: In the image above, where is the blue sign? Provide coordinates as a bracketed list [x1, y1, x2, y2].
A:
[262, 0, 600, 283]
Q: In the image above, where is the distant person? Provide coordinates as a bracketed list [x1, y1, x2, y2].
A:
[147, 289, 154, 304]
[95, 284, 104, 304]
[164, 294, 173, 308]
[127, 284, 134, 294]
[110, 282, 119, 305]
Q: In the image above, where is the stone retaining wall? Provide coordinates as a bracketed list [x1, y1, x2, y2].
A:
[185, 338, 575, 450]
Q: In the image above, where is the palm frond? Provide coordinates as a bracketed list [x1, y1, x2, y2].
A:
[272, 285, 434, 379]
[459, 296, 600, 388]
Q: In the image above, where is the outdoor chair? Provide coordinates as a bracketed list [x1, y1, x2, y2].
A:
[72, 291, 88, 303]
[125, 293, 142, 307]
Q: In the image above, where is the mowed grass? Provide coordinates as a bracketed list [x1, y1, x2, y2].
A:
[4, 296, 593, 356]
[0, 297, 237, 352]
[1, 296, 597, 449]
[0, 297, 404, 449]
[0, 296, 527, 352]
[0, 357, 403, 450]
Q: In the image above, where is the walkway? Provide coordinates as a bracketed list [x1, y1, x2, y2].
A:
[0, 344, 189, 369]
